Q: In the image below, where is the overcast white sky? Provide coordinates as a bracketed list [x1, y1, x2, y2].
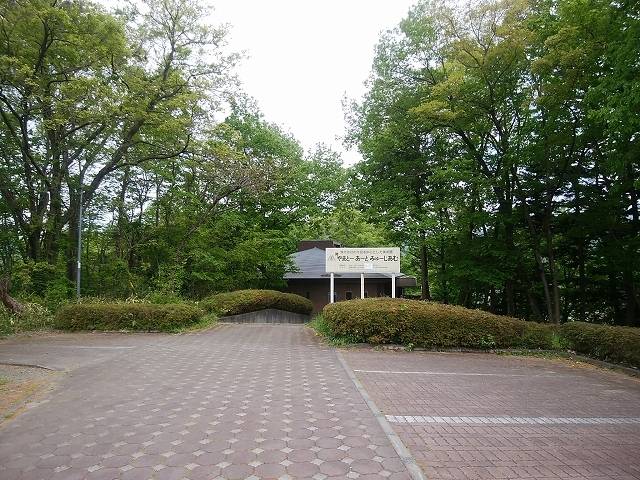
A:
[211, 0, 417, 165]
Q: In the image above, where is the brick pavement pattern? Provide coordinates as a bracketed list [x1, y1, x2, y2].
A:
[0, 325, 412, 480]
[342, 350, 640, 480]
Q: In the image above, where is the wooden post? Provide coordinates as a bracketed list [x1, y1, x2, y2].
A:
[361, 273, 365, 299]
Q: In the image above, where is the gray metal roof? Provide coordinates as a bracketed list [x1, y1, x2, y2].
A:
[285, 247, 416, 284]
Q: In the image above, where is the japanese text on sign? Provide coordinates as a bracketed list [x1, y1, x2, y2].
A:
[325, 247, 400, 274]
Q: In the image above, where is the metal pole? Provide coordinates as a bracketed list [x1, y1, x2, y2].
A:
[330, 273, 335, 304]
[360, 273, 365, 299]
[76, 187, 83, 302]
[392, 274, 396, 298]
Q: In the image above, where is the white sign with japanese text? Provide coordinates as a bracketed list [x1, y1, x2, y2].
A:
[325, 247, 400, 274]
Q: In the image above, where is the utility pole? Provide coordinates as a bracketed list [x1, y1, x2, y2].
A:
[76, 186, 83, 302]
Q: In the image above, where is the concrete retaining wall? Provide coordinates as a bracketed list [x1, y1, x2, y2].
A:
[219, 308, 310, 324]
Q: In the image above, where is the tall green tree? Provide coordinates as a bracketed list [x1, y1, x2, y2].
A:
[349, 0, 639, 325]
[0, 0, 235, 276]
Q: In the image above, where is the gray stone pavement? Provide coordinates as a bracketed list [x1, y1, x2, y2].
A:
[342, 350, 640, 480]
[0, 326, 412, 480]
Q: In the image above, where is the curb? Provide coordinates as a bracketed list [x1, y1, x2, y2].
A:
[335, 351, 427, 480]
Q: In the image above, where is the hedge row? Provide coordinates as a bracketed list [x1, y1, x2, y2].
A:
[55, 303, 204, 332]
[323, 298, 555, 349]
[322, 298, 640, 369]
[201, 289, 313, 316]
[560, 322, 640, 368]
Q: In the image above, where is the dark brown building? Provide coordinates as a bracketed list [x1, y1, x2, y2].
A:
[283, 240, 417, 313]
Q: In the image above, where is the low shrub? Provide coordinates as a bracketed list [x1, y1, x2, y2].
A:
[0, 303, 54, 336]
[309, 314, 359, 346]
[55, 303, 204, 332]
[560, 322, 640, 368]
[201, 289, 313, 317]
[322, 298, 555, 349]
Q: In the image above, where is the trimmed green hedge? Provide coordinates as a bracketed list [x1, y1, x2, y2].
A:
[55, 303, 204, 332]
[201, 289, 313, 316]
[322, 298, 555, 349]
[560, 322, 640, 368]
[321, 299, 640, 369]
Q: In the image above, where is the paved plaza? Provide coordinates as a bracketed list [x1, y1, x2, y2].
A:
[343, 350, 640, 480]
[0, 324, 639, 480]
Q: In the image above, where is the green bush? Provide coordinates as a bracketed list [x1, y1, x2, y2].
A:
[560, 322, 640, 368]
[309, 314, 360, 346]
[322, 298, 555, 349]
[0, 303, 54, 336]
[55, 303, 204, 332]
[201, 289, 313, 316]
[10, 260, 73, 311]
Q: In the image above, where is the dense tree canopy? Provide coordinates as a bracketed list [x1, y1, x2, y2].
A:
[348, 0, 639, 325]
[1, 0, 637, 327]
[0, 0, 355, 304]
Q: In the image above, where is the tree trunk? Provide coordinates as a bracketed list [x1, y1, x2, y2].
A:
[623, 162, 639, 326]
[42, 168, 65, 264]
[419, 232, 431, 300]
[438, 209, 449, 304]
[544, 220, 562, 323]
[497, 189, 516, 315]
[503, 218, 516, 316]
[116, 168, 130, 259]
[608, 269, 622, 322]
[623, 267, 639, 326]
[526, 289, 543, 321]
[66, 200, 79, 283]
[577, 240, 586, 320]
[0, 277, 24, 314]
[25, 227, 41, 262]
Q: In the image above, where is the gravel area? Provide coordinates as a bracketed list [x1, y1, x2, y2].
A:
[0, 364, 53, 383]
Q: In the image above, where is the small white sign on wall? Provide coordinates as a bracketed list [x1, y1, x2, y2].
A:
[325, 247, 400, 274]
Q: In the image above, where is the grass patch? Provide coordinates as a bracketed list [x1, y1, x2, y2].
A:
[0, 366, 56, 422]
[0, 303, 54, 336]
[176, 313, 218, 333]
[495, 349, 571, 360]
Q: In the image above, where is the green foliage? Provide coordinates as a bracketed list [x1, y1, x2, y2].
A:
[308, 315, 358, 346]
[55, 303, 204, 332]
[322, 298, 555, 349]
[1, 0, 636, 332]
[560, 322, 640, 369]
[292, 208, 389, 248]
[180, 313, 218, 332]
[181, 219, 294, 297]
[0, 0, 356, 311]
[0, 303, 54, 336]
[319, 298, 640, 368]
[10, 261, 72, 311]
[347, 0, 640, 325]
[144, 291, 186, 305]
[201, 289, 313, 316]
